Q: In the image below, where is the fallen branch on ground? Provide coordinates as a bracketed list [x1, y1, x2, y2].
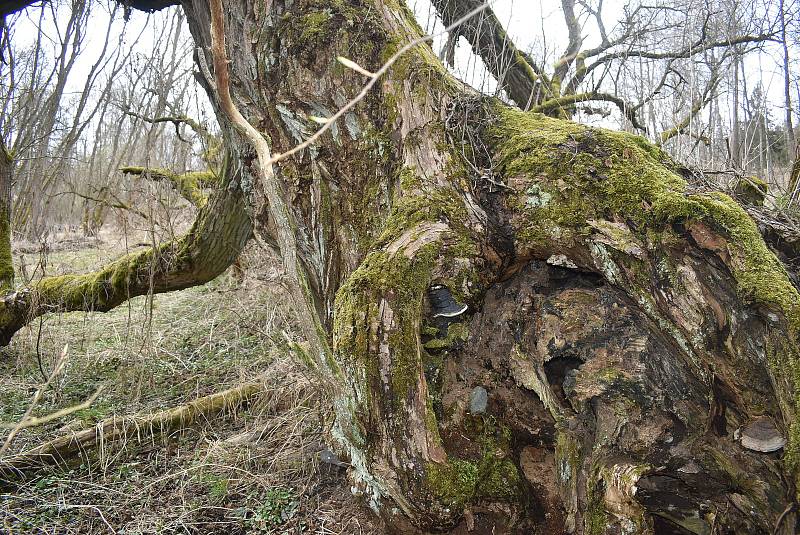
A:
[0, 380, 265, 483]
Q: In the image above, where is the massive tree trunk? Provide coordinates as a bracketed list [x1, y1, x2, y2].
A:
[3, 0, 799, 532]
[175, 0, 800, 533]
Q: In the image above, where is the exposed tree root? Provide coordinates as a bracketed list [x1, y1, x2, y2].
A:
[0, 380, 266, 483]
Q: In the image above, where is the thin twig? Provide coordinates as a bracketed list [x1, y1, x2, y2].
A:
[0, 385, 105, 430]
[0, 344, 69, 455]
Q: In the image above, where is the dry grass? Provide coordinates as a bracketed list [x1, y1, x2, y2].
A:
[0, 236, 382, 534]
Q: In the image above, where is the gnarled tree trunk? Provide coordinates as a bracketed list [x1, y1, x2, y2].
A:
[176, 0, 800, 533]
[2, 0, 799, 533]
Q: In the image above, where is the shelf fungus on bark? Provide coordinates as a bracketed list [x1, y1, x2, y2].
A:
[738, 417, 786, 453]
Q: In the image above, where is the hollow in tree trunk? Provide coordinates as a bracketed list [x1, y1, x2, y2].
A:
[175, 0, 800, 533]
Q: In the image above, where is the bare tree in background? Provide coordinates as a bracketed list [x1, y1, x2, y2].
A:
[430, 0, 775, 140]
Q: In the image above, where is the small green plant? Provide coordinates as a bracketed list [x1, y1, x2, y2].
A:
[196, 472, 230, 503]
[243, 487, 299, 532]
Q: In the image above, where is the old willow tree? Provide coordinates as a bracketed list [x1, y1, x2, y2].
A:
[2, 0, 799, 533]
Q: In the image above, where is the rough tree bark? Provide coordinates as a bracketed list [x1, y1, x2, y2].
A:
[175, 0, 800, 533]
[3, 0, 800, 533]
[0, 141, 14, 291]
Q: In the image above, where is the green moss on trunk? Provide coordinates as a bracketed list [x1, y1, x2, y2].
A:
[0, 147, 13, 292]
[0, 207, 14, 292]
[425, 418, 522, 510]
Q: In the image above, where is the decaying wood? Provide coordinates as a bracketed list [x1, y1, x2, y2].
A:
[0, 380, 265, 482]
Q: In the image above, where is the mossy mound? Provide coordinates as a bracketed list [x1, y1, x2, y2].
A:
[487, 106, 800, 479]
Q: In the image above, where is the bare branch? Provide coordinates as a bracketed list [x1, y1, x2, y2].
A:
[58, 187, 153, 222]
[122, 109, 213, 144]
[429, 0, 550, 109]
[577, 32, 775, 84]
[0, 345, 68, 456]
[0, 386, 104, 431]
[532, 92, 647, 131]
[658, 66, 722, 145]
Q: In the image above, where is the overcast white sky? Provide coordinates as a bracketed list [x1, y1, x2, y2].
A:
[7, 0, 795, 133]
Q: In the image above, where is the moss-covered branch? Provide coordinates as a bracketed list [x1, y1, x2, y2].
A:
[0, 184, 251, 345]
[120, 166, 217, 207]
[0, 380, 264, 481]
